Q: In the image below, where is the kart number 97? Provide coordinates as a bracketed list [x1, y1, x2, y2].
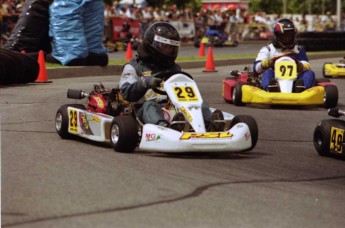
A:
[275, 61, 297, 80]
[173, 86, 199, 102]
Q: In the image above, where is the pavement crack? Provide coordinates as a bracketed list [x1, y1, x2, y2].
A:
[3, 175, 345, 227]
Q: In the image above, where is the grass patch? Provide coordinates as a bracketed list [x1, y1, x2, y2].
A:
[45, 50, 345, 68]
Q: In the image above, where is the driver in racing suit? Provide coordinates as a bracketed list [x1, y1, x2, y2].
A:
[119, 22, 216, 128]
[253, 18, 315, 92]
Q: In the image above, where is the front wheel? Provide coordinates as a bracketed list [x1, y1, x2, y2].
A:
[323, 85, 338, 109]
[313, 120, 332, 156]
[110, 115, 139, 153]
[55, 104, 86, 139]
[230, 115, 258, 151]
[232, 82, 245, 106]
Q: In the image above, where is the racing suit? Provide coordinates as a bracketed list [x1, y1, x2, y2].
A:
[119, 57, 212, 126]
[253, 43, 315, 91]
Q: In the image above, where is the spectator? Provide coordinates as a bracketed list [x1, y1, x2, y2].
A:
[322, 11, 336, 31]
[112, 1, 121, 16]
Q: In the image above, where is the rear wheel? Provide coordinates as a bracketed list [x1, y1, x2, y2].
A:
[232, 82, 245, 106]
[110, 115, 139, 153]
[323, 85, 338, 108]
[232, 40, 239, 47]
[193, 37, 201, 48]
[230, 115, 258, 151]
[314, 120, 332, 156]
[55, 104, 86, 139]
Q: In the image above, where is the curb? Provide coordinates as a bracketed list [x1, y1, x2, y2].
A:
[46, 52, 345, 79]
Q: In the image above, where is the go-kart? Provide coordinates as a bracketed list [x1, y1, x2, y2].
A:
[313, 108, 345, 158]
[55, 71, 258, 153]
[222, 56, 338, 108]
[194, 29, 239, 48]
[322, 56, 345, 78]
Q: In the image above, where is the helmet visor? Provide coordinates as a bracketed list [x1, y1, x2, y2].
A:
[278, 32, 295, 46]
[277, 30, 296, 46]
[152, 35, 180, 58]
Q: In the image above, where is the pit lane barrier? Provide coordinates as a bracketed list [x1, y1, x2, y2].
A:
[297, 32, 345, 51]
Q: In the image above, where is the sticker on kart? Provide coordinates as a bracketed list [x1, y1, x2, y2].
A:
[173, 86, 199, 102]
[69, 109, 78, 133]
[68, 109, 93, 135]
[180, 132, 233, 140]
[330, 126, 344, 154]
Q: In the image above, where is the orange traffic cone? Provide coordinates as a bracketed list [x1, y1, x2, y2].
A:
[203, 47, 217, 72]
[199, 42, 205, 57]
[125, 42, 133, 61]
[35, 50, 52, 83]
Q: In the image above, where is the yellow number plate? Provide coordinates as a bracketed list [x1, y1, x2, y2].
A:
[69, 109, 78, 133]
[275, 61, 297, 80]
[173, 86, 199, 102]
[330, 127, 344, 154]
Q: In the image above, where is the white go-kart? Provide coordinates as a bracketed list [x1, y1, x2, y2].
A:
[55, 71, 258, 153]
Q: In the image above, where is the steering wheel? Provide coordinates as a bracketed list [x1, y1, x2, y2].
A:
[151, 71, 194, 95]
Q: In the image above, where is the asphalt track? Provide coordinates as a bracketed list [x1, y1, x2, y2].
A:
[1, 51, 345, 227]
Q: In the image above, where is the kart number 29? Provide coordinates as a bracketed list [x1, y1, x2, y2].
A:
[275, 61, 297, 79]
[330, 127, 344, 154]
[173, 86, 199, 102]
[69, 110, 78, 133]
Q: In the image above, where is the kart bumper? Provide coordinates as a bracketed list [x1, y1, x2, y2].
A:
[139, 123, 252, 153]
[324, 65, 345, 77]
[241, 85, 325, 105]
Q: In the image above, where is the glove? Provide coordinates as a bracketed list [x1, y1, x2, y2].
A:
[295, 60, 304, 72]
[150, 77, 163, 89]
[261, 59, 274, 69]
[142, 76, 163, 89]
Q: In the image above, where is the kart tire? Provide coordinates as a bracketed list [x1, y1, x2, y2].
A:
[55, 104, 86, 139]
[232, 40, 239, 47]
[322, 63, 332, 78]
[193, 38, 201, 48]
[323, 85, 338, 109]
[230, 115, 258, 151]
[110, 115, 138, 153]
[313, 119, 344, 156]
[232, 82, 245, 106]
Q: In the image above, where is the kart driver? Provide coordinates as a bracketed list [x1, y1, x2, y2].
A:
[119, 22, 218, 129]
[253, 18, 315, 92]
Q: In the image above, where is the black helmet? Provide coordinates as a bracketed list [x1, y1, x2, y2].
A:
[272, 18, 297, 49]
[138, 22, 180, 67]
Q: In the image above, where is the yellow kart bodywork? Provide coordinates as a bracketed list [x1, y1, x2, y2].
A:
[323, 63, 345, 78]
[241, 85, 325, 105]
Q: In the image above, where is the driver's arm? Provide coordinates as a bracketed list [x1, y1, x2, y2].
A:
[119, 64, 148, 102]
[296, 46, 311, 71]
[253, 46, 271, 74]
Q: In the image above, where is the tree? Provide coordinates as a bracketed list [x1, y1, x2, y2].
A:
[249, 0, 345, 15]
